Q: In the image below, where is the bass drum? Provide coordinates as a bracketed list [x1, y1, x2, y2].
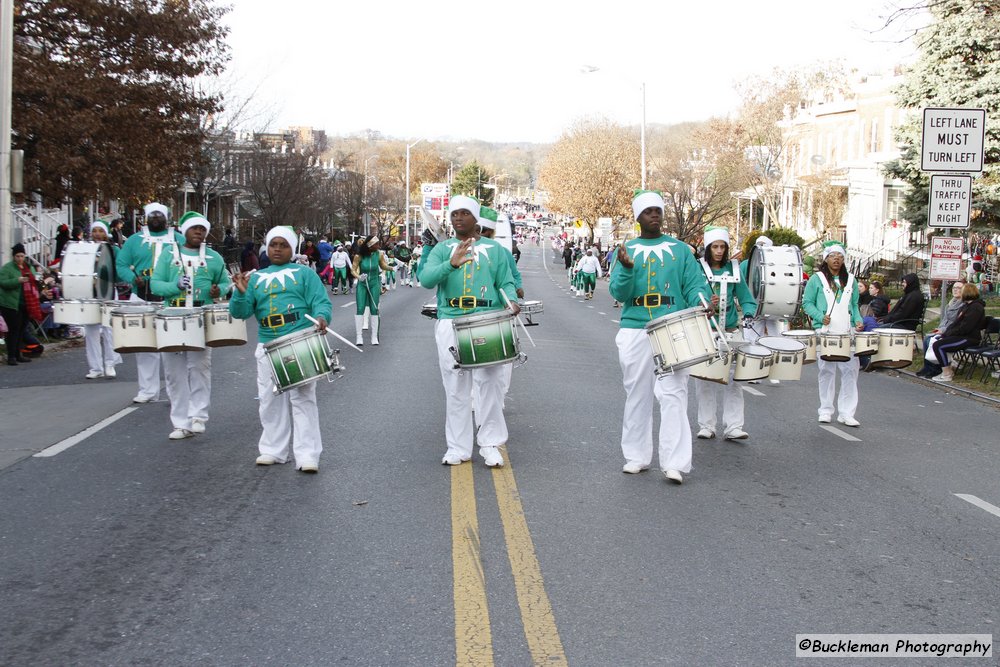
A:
[747, 244, 803, 319]
[60, 241, 116, 300]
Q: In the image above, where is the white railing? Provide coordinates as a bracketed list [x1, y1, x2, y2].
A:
[11, 205, 67, 266]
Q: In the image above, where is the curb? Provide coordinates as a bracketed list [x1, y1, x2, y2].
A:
[899, 369, 1000, 407]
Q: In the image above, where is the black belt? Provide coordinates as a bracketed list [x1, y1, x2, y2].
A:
[260, 313, 299, 328]
[171, 299, 206, 307]
[632, 294, 674, 307]
[448, 297, 493, 309]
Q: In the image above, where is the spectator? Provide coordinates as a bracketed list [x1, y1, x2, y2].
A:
[110, 218, 126, 245]
[240, 241, 259, 273]
[918, 280, 965, 378]
[53, 224, 71, 262]
[868, 281, 890, 319]
[880, 273, 925, 330]
[316, 237, 334, 278]
[929, 283, 987, 383]
[1, 243, 43, 365]
[857, 280, 872, 317]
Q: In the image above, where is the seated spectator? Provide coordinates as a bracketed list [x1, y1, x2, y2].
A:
[929, 283, 987, 383]
[918, 280, 965, 378]
[880, 273, 925, 330]
[868, 281, 890, 319]
[857, 280, 873, 317]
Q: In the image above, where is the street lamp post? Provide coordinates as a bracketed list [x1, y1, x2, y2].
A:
[0, 0, 14, 264]
[405, 138, 427, 245]
[362, 155, 378, 235]
[581, 66, 647, 189]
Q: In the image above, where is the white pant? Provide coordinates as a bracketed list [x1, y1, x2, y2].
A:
[83, 323, 122, 373]
[816, 356, 859, 420]
[129, 293, 162, 399]
[163, 349, 212, 430]
[616, 328, 693, 472]
[695, 377, 744, 436]
[255, 343, 322, 465]
[436, 319, 508, 458]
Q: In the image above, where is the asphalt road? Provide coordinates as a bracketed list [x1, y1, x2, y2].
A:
[1, 243, 997, 666]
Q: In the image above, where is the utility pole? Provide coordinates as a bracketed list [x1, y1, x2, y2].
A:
[1, 0, 14, 264]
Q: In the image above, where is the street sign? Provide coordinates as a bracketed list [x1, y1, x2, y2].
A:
[929, 236, 964, 281]
[927, 174, 973, 229]
[920, 108, 986, 173]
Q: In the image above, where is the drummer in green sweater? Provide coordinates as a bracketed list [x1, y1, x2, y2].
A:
[420, 195, 520, 469]
[229, 226, 333, 473]
[609, 190, 711, 485]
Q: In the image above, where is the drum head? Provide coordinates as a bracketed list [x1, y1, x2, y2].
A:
[94, 243, 115, 299]
[758, 336, 804, 352]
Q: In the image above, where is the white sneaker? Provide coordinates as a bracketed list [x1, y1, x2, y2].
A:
[481, 446, 504, 468]
[441, 451, 468, 466]
[837, 416, 860, 427]
[696, 428, 715, 439]
[622, 462, 649, 474]
[190, 419, 206, 434]
[256, 454, 280, 466]
[169, 428, 194, 440]
[298, 462, 319, 473]
[818, 415, 832, 424]
[85, 370, 104, 379]
[769, 379, 781, 385]
[663, 469, 684, 484]
[724, 429, 750, 440]
[104, 366, 117, 378]
[132, 394, 156, 404]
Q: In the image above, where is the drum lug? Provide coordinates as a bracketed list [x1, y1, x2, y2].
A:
[448, 346, 460, 365]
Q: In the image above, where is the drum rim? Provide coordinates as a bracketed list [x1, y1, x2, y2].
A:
[55, 298, 105, 305]
[873, 327, 915, 336]
[452, 308, 514, 326]
[264, 326, 325, 348]
[758, 336, 805, 352]
[783, 329, 817, 336]
[111, 306, 159, 314]
[645, 306, 708, 329]
[158, 307, 203, 317]
[202, 303, 230, 311]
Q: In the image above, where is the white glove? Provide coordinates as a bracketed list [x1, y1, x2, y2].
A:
[177, 275, 191, 290]
[358, 273, 368, 281]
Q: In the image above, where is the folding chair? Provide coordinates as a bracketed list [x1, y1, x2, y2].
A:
[954, 317, 998, 378]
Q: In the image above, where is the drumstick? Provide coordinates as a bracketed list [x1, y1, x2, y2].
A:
[499, 289, 536, 348]
[698, 293, 731, 352]
[304, 313, 363, 353]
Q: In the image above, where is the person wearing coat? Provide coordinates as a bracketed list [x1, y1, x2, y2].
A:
[879, 273, 925, 330]
[929, 283, 988, 383]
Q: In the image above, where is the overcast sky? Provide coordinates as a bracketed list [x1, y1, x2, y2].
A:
[221, 0, 920, 144]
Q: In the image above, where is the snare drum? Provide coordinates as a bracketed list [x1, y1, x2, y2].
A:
[202, 304, 247, 347]
[646, 307, 717, 374]
[52, 299, 103, 326]
[818, 332, 852, 362]
[869, 328, 915, 369]
[100, 300, 121, 328]
[759, 336, 806, 381]
[782, 330, 817, 364]
[746, 244, 803, 319]
[264, 328, 340, 393]
[59, 241, 116, 300]
[519, 300, 544, 325]
[450, 310, 520, 368]
[111, 305, 159, 352]
[732, 344, 774, 382]
[420, 302, 438, 319]
[154, 307, 205, 352]
[853, 331, 880, 357]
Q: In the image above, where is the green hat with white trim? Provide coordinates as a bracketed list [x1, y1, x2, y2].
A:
[178, 211, 210, 235]
[479, 206, 498, 229]
[632, 189, 664, 220]
[822, 240, 846, 259]
[703, 225, 729, 248]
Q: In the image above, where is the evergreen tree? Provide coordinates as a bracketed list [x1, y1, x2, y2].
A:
[450, 162, 494, 207]
[884, 0, 1000, 228]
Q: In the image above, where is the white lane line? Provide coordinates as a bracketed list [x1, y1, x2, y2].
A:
[741, 386, 766, 397]
[819, 424, 862, 442]
[598, 312, 607, 315]
[587, 305, 594, 309]
[954, 494, 1000, 519]
[34, 407, 140, 458]
[611, 319, 620, 324]
[340, 301, 356, 308]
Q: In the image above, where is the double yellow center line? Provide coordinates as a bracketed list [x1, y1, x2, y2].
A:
[450, 447, 567, 666]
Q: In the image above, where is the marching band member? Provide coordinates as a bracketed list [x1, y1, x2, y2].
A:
[740, 235, 785, 383]
[694, 226, 757, 441]
[82, 219, 123, 379]
[802, 241, 864, 427]
[115, 202, 184, 403]
[609, 190, 711, 484]
[351, 235, 390, 346]
[575, 247, 603, 300]
[150, 212, 231, 439]
[421, 195, 520, 468]
[229, 226, 332, 472]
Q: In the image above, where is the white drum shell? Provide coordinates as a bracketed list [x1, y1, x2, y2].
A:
[52, 299, 103, 326]
[818, 332, 852, 362]
[853, 332, 880, 357]
[100, 300, 121, 328]
[759, 336, 806, 381]
[689, 351, 732, 385]
[782, 330, 817, 364]
[60, 242, 116, 300]
[645, 307, 717, 374]
[203, 305, 247, 347]
[519, 300, 544, 315]
[732, 344, 774, 382]
[154, 308, 206, 352]
[111, 306, 159, 353]
[747, 244, 803, 319]
[869, 328, 915, 369]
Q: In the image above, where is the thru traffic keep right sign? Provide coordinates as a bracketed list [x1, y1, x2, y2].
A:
[928, 174, 972, 229]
